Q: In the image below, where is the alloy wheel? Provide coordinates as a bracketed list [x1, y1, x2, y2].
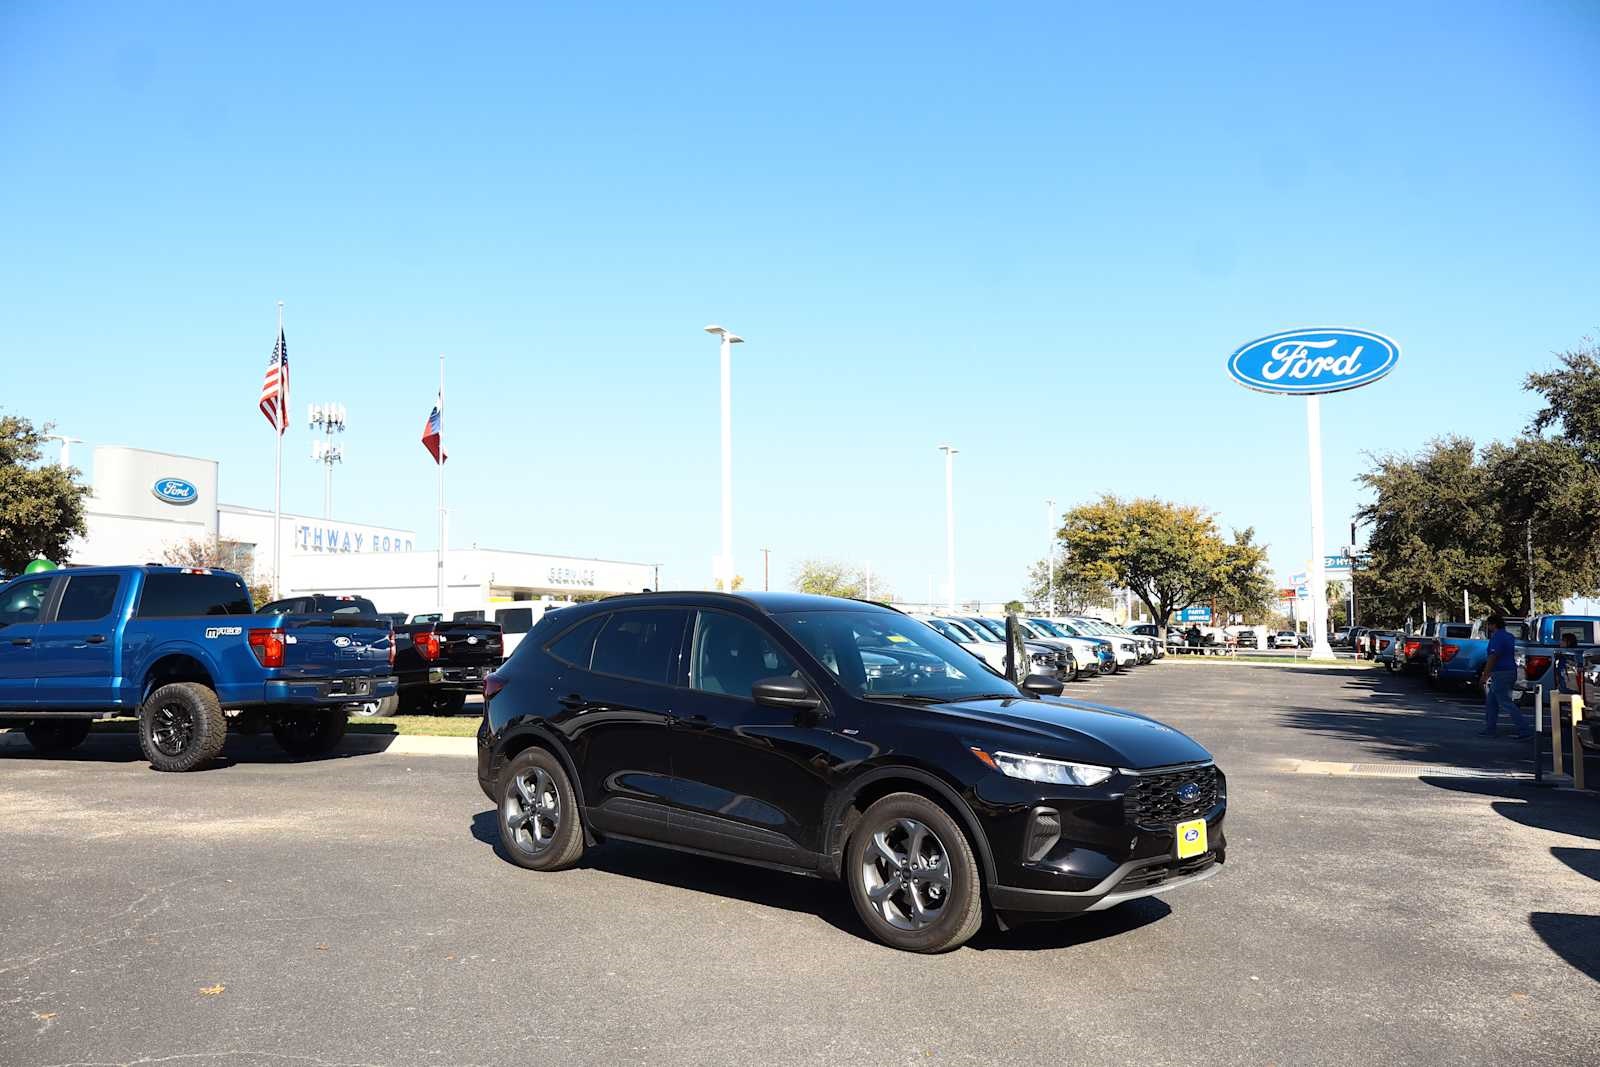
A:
[860, 817, 951, 931]
[150, 703, 196, 756]
[505, 767, 561, 853]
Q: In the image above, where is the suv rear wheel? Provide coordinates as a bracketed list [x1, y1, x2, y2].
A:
[498, 747, 584, 871]
[271, 709, 348, 758]
[845, 792, 983, 953]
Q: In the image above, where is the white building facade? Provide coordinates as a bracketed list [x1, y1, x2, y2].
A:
[68, 445, 655, 613]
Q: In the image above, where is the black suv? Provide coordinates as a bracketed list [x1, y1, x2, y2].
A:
[477, 592, 1226, 952]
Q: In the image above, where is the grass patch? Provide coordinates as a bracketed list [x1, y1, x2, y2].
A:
[347, 715, 480, 737]
[84, 714, 481, 737]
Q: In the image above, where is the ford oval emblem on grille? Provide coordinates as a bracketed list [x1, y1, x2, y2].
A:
[1176, 783, 1202, 804]
[333, 636, 351, 648]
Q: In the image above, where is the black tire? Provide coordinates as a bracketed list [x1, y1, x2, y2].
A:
[434, 691, 468, 715]
[23, 718, 92, 755]
[845, 792, 984, 953]
[1386, 657, 1402, 673]
[498, 747, 585, 871]
[270, 709, 348, 758]
[139, 682, 227, 772]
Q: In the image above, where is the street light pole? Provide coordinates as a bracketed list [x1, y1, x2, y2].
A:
[939, 444, 958, 611]
[762, 548, 770, 592]
[1045, 498, 1056, 616]
[704, 325, 744, 590]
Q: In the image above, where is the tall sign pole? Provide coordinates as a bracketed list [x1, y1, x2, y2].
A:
[1228, 328, 1399, 660]
[437, 353, 447, 613]
[273, 300, 285, 600]
[1305, 395, 1332, 658]
[940, 444, 958, 611]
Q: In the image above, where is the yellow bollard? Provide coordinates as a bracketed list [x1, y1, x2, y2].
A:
[1571, 697, 1586, 791]
[1550, 687, 1564, 778]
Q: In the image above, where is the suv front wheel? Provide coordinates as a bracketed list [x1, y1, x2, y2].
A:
[845, 793, 983, 953]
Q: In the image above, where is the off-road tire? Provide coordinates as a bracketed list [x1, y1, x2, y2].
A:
[845, 792, 984, 953]
[139, 682, 227, 772]
[270, 709, 348, 758]
[498, 747, 585, 871]
[23, 718, 92, 754]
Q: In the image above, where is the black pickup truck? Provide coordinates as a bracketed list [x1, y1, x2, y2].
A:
[258, 595, 502, 714]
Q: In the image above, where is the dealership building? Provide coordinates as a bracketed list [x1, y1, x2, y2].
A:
[66, 445, 656, 613]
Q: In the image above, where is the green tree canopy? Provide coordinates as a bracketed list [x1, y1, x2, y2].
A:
[1038, 496, 1272, 633]
[791, 559, 892, 602]
[0, 414, 89, 575]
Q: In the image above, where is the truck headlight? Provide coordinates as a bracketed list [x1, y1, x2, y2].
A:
[971, 748, 1114, 787]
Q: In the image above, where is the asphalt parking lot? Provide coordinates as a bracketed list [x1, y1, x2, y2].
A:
[3, 664, 1596, 1067]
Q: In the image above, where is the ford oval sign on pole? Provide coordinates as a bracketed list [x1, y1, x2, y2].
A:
[1227, 328, 1399, 395]
[151, 477, 199, 506]
[1229, 327, 1399, 661]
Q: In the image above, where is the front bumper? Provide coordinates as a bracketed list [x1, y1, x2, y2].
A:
[978, 763, 1227, 915]
[262, 674, 398, 704]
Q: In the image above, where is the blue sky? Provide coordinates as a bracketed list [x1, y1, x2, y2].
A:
[4, 1, 1597, 601]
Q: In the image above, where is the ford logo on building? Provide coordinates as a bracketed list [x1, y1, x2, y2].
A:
[1228, 327, 1399, 395]
[151, 477, 199, 506]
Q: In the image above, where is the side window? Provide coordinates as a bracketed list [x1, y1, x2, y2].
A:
[590, 609, 689, 685]
[546, 614, 607, 669]
[1554, 621, 1593, 645]
[496, 608, 534, 635]
[55, 575, 122, 623]
[135, 574, 254, 618]
[0, 577, 53, 628]
[689, 611, 799, 699]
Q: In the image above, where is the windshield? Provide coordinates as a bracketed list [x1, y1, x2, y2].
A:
[1029, 618, 1068, 638]
[775, 609, 1019, 702]
[963, 617, 1005, 641]
[926, 618, 977, 643]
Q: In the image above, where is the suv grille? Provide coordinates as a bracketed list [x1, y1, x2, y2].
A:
[1123, 764, 1220, 828]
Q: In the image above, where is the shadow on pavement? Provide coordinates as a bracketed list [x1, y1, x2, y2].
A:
[467, 808, 1169, 951]
[0, 725, 402, 770]
[1551, 846, 1600, 883]
[1529, 912, 1600, 984]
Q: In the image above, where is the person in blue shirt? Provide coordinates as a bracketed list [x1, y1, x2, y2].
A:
[1478, 615, 1531, 738]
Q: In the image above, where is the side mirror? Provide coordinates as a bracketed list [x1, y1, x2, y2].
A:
[751, 675, 823, 712]
[1020, 673, 1064, 698]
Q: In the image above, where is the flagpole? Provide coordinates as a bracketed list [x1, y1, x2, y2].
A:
[437, 353, 446, 613]
[273, 300, 284, 599]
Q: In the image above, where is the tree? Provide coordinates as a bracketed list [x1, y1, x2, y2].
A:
[713, 575, 746, 591]
[0, 414, 90, 575]
[1527, 337, 1600, 465]
[1024, 557, 1113, 615]
[162, 535, 272, 607]
[792, 559, 892, 602]
[1356, 434, 1600, 621]
[1002, 599, 1025, 615]
[1044, 496, 1272, 637]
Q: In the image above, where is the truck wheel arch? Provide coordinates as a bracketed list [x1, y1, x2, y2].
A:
[141, 654, 217, 704]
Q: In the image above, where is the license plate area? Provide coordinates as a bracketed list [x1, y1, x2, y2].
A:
[1175, 818, 1208, 860]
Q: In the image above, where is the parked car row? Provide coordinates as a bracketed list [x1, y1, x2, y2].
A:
[911, 613, 1162, 686]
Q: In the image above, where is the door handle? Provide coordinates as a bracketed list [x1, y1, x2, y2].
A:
[557, 693, 585, 709]
[9, 638, 31, 647]
[86, 635, 107, 644]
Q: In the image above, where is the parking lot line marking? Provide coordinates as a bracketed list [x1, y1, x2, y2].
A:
[1277, 758, 1532, 780]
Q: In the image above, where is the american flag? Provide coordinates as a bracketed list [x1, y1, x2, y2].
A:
[421, 392, 446, 464]
[259, 327, 289, 434]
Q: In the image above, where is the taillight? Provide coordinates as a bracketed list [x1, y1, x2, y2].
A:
[1525, 654, 1552, 680]
[1403, 639, 1421, 658]
[248, 628, 285, 668]
[1439, 642, 1459, 663]
[416, 632, 441, 661]
[484, 673, 506, 705]
[388, 631, 396, 668]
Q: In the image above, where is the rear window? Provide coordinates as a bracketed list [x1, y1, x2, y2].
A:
[496, 607, 535, 634]
[453, 610, 486, 622]
[546, 613, 606, 668]
[590, 609, 689, 685]
[56, 574, 122, 622]
[316, 595, 377, 615]
[136, 573, 254, 618]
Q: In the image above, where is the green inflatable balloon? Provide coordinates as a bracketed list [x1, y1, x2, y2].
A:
[23, 559, 58, 574]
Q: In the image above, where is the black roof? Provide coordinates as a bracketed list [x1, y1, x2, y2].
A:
[591, 590, 896, 615]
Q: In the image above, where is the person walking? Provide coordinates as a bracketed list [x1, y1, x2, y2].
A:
[1478, 614, 1531, 738]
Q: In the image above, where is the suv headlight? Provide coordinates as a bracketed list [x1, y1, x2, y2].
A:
[972, 748, 1114, 787]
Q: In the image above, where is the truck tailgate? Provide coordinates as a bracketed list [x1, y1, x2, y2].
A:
[434, 622, 503, 664]
[275, 615, 394, 678]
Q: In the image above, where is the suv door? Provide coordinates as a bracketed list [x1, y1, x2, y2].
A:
[34, 573, 124, 706]
[549, 607, 690, 840]
[668, 608, 839, 867]
[0, 576, 54, 708]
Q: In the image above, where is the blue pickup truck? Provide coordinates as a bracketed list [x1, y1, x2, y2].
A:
[1425, 619, 1525, 690]
[0, 565, 397, 771]
[1514, 615, 1600, 701]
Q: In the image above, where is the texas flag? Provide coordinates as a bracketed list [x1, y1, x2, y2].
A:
[421, 393, 446, 464]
